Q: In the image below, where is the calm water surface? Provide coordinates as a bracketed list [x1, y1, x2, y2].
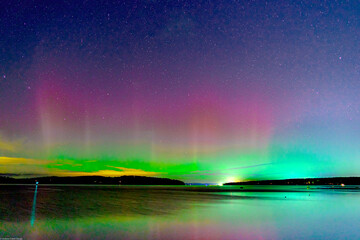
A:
[1, 185, 360, 239]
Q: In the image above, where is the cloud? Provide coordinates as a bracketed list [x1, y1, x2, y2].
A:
[0, 156, 53, 176]
[0, 156, 159, 177]
[0, 156, 51, 165]
[107, 166, 160, 176]
[171, 163, 272, 177]
[226, 163, 272, 171]
[48, 168, 159, 177]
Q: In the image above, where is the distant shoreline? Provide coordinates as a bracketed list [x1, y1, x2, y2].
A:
[0, 175, 185, 185]
[224, 177, 360, 186]
[1, 176, 360, 186]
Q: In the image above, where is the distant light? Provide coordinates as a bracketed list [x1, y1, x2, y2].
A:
[218, 183, 223, 186]
[341, 183, 345, 187]
[226, 177, 238, 184]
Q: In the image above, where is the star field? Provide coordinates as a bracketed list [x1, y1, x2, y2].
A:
[1, 0, 360, 183]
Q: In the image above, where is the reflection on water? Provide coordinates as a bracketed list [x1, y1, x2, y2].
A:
[30, 184, 38, 227]
[1, 185, 360, 239]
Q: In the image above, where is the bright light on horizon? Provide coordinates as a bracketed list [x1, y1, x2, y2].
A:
[218, 177, 240, 186]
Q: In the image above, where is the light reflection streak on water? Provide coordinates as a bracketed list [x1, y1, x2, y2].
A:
[30, 184, 38, 227]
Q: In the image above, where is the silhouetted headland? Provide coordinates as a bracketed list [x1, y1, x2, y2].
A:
[0, 176, 185, 185]
[224, 177, 360, 185]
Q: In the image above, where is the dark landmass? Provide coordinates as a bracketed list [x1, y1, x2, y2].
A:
[224, 177, 360, 185]
[0, 175, 185, 185]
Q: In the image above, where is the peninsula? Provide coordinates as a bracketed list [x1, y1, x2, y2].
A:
[224, 177, 360, 186]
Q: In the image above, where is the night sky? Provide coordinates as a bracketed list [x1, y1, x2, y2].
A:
[1, 0, 360, 183]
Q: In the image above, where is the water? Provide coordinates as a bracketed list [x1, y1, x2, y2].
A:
[1, 185, 360, 239]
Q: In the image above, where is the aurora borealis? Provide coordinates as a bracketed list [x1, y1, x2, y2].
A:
[1, 1, 360, 183]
